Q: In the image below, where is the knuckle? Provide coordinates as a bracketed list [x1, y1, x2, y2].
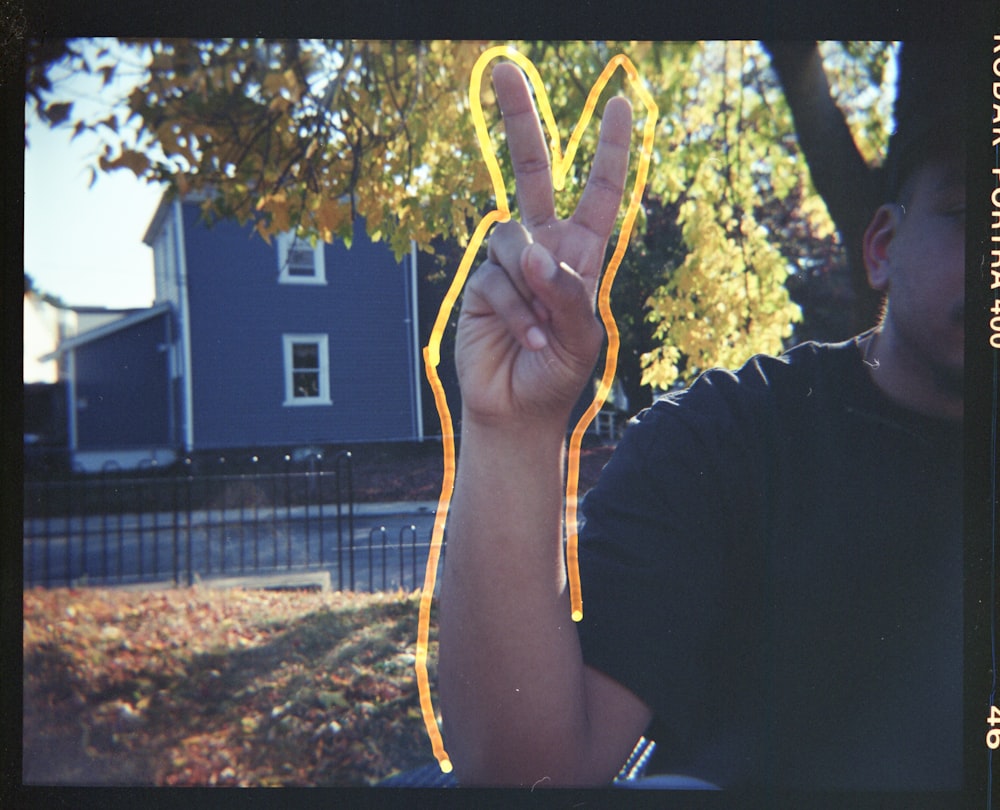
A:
[487, 221, 530, 271]
[492, 219, 526, 243]
[466, 260, 498, 298]
[586, 174, 625, 200]
[511, 151, 551, 177]
[471, 261, 519, 308]
[472, 259, 502, 288]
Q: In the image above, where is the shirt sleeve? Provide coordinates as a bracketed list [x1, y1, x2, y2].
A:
[575, 362, 775, 768]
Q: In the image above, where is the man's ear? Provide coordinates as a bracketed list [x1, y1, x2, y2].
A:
[862, 204, 902, 292]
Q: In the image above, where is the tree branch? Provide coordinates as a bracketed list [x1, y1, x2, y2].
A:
[762, 41, 883, 332]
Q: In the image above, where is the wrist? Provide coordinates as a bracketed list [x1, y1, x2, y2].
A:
[459, 408, 571, 451]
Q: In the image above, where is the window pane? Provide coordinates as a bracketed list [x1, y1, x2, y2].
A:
[293, 371, 320, 398]
[287, 247, 315, 275]
[292, 343, 319, 369]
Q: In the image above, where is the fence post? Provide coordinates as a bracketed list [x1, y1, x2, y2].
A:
[284, 454, 293, 570]
[251, 455, 261, 572]
[381, 525, 388, 591]
[335, 454, 344, 590]
[304, 452, 314, 568]
[218, 455, 228, 575]
[184, 458, 194, 586]
[99, 467, 109, 582]
[172, 463, 180, 585]
[136, 464, 147, 581]
[368, 527, 386, 593]
[317, 452, 326, 565]
[271, 462, 279, 570]
[151, 461, 163, 579]
[76, 470, 89, 583]
[62, 479, 71, 585]
[412, 523, 419, 592]
[238, 460, 247, 574]
[335, 451, 354, 591]
[34, 483, 47, 586]
[399, 525, 417, 592]
[42, 484, 51, 587]
[100, 461, 124, 584]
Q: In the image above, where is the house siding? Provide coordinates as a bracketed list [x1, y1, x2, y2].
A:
[181, 204, 418, 449]
[73, 311, 173, 450]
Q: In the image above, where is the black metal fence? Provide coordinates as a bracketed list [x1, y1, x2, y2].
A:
[23, 452, 440, 592]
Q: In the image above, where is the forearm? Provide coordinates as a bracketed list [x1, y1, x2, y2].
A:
[438, 417, 594, 785]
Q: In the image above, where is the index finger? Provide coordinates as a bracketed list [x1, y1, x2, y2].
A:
[493, 62, 556, 229]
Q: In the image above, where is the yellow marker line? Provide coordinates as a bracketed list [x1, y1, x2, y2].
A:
[566, 56, 659, 622]
[416, 45, 658, 774]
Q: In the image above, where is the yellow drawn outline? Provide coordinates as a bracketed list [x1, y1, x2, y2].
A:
[416, 45, 658, 774]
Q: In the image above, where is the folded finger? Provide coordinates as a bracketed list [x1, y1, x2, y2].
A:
[467, 260, 548, 351]
[487, 221, 552, 324]
[486, 219, 534, 299]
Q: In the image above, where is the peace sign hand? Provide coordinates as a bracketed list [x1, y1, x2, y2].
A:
[456, 63, 633, 432]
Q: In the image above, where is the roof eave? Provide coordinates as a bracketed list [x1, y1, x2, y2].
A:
[41, 301, 174, 360]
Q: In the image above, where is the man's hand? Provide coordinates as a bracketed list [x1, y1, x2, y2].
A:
[455, 62, 633, 431]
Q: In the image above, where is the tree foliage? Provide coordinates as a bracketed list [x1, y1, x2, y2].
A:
[28, 39, 499, 257]
[26, 38, 895, 398]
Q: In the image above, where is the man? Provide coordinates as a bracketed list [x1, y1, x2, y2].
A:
[438, 45, 964, 790]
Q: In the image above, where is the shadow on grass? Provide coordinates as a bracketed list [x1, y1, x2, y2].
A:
[23, 593, 439, 786]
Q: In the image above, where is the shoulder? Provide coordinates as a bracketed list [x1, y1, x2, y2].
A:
[584, 337, 866, 541]
[704, 337, 860, 396]
[635, 337, 863, 432]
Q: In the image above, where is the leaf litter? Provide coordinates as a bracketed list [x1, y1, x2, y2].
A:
[23, 586, 439, 786]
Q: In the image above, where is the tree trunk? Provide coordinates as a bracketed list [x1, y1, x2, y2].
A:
[762, 41, 885, 334]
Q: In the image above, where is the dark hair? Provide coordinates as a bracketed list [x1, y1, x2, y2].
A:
[882, 40, 965, 202]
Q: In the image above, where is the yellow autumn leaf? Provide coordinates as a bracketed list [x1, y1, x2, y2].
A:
[314, 199, 348, 243]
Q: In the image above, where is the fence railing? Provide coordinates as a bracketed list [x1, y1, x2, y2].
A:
[23, 452, 440, 593]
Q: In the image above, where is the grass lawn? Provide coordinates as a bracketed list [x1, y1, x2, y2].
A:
[22, 586, 440, 786]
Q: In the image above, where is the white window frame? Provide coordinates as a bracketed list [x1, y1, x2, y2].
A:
[282, 334, 332, 406]
[277, 231, 326, 285]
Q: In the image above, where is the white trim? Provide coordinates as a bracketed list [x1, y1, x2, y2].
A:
[282, 333, 332, 406]
[409, 240, 424, 441]
[175, 199, 196, 453]
[277, 232, 327, 285]
[142, 193, 173, 246]
[143, 188, 215, 246]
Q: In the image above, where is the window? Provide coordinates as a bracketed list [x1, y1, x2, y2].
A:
[277, 232, 326, 285]
[282, 334, 331, 406]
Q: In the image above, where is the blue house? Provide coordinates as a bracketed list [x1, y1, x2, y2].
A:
[46, 194, 431, 472]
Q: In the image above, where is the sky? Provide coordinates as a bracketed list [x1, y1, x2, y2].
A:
[23, 119, 165, 310]
[23, 42, 165, 311]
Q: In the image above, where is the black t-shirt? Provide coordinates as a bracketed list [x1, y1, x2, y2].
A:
[577, 336, 963, 790]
